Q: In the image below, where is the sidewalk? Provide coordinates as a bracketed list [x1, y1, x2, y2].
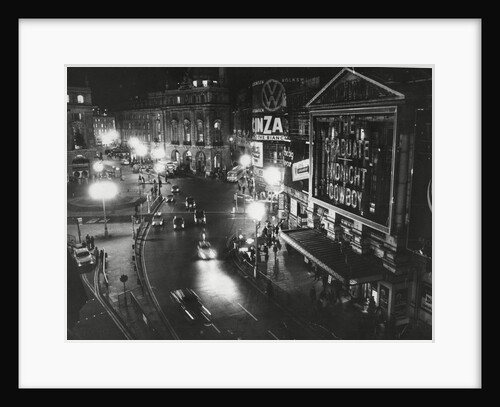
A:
[229, 224, 381, 340]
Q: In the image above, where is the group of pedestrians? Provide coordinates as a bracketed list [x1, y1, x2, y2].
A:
[84, 234, 95, 250]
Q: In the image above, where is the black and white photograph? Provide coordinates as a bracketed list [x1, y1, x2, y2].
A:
[20, 19, 482, 389]
[65, 65, 433, 342]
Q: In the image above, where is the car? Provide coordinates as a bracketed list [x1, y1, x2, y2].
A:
[197, 240, 216, 260]
[173, 216, 185, 230]
[185, 196, 196, 210]
[71, 245, 95, 269]
[121, 158, 130, 165]
[170, 288, 212, 324]
[166, 194, 175, 203]
[171, 185, 180, 193]
[194, 209, 206, 225]
[151, 212, 164, 226]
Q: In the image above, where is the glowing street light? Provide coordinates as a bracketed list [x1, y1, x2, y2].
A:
[93, 161, 104, 179]
[128, 137, 140, 150]
[263, 166, 281, 186]
[248, 201, 266, 278]
[89, 180, 118, 238]
[152, 146, 166, 160]
[240, 154, 251, 167]
[101, 130, 119, 146]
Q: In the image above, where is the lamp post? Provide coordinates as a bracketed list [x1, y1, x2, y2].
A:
[248, 201, 265, 279]
[89, 180, 118, 238]
[93, 160, 104, 180]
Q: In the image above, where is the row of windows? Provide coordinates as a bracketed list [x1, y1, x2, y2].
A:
[128, 92, 227, 109]
[67, 94, 85, 104]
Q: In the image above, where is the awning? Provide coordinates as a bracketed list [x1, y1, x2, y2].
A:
[280, 228, 384, 286]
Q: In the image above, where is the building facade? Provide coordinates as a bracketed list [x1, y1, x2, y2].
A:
[280, 68, 432, 338]
[114, 75, 232, 174]
[93, 108, 117, 149]
[67, 85, 97, 182]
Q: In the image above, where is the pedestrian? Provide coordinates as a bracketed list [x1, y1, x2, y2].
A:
[273, 243, 278, 261]
[90, 236, 95, 250]
[276, 239, 281, 251]
[310, 285, 317, 303]
[159, 179, 162, 189]
[264, 245, 269, 262]
[85, 234, 91, 247]
[313, 264, 321, 281]
[262, 225, 268, 238]
[274, 223, 280, 237]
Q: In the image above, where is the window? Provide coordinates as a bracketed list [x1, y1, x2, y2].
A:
[200, 94, 205, 103]
[171, 120, 179, 143]
[177, 96, 181, 104]
[197, 120, 204, 143]
[67, 95, 69, 103]
[77, 95, 84, 103]
[213, 120, 222, 144]
[183, 119, 191, 144]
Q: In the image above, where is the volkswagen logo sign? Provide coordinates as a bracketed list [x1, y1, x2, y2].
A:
[261, 79, 285, 112]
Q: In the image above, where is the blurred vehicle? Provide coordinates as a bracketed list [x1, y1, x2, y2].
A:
[197, 240, 216, 260]
[121, 158, 130, 165]
[227, 165, 245, 182]
[173, 216, 185, 230]
[166, 194, 175, 203]
[170, 288, 211, 324]
[151, 212, 164, 226]
[185, 196, 196, 210]
[194, 209, 206, 225]
[171, 185, 180, 193]
[71, 244, 95, 269]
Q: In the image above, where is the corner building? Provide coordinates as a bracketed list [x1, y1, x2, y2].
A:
[114, 74, 231, 174]
[280, 68, 432, 338]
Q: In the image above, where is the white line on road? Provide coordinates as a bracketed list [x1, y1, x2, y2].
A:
[237, 303, 258, 321]
[268, 330, 279, 340]
[210, 323, 221, 334]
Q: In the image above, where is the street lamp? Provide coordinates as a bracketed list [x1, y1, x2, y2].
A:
[135, 143, 147, 164]
[93, 160, 104, 180]
[247, 201, 266, 279]
[89, 180, 118, 238]
[240, 154, 251, 167]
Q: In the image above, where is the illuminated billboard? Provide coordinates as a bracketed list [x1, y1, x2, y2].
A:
[311, 109, 396, 230]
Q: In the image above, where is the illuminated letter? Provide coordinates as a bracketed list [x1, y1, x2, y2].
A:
[345, 188, 351, 206]
[360, 168, 368, 189]
[272, 117, 283, 134]
[349, 166, 355, 185]
[357, 191, 363, 209]
[334, 163, 341, 181]
[351, 190, 357, 208]
[364, 140, 370, 162]
[263, 116, 272, 134]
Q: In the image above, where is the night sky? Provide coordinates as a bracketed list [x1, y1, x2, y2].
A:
[67, 66, 340, 110]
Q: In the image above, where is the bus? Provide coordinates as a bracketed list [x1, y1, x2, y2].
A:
[226, 165, 245, 182]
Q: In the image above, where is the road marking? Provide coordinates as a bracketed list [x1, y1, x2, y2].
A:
[268, 330, 279, 340]
[87, 218, 100, 223]
[210, 323, 221, 334]
[237, 303, 258, 321]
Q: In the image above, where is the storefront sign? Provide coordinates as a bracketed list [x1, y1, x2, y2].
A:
[292, 159, 309, 181]
[251, 141, 263, 168]
[290, 198, 298, 217]
[393, 288, 408, 319]
[278, 192, 284, 210]
[253, 133, 290, 142]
